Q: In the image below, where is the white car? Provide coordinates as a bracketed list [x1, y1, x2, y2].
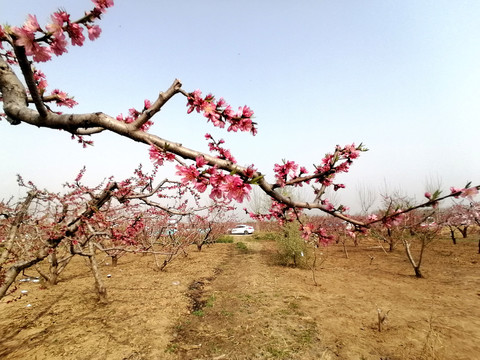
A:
[231, 224, 255, 235]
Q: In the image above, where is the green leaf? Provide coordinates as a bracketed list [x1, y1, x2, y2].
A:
[248, 175, 265, 185]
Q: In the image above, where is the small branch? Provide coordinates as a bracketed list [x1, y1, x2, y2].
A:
[130, 79, 183, 130]
[377, 308, 390, 332]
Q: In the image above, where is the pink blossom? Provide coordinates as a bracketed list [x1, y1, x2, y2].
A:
[273, 160, 298, 186]
[194, 178, 208, 193]
[32, 45, 52, 62]
[50, 36, 68, 56]
[209, 171, 226, 188]
[244, 165, 256, 179]
[343, 143, 360, 159]
[66, 23, 85, 46]
[186, 90, 204, 114]
[92, 0, 114, 13]
[33, 70, 48, 92]
[46, 11, 69, 37]
[51, 89, 78, 107]
[24, 14, 40, 32]
[424, 192, 432, 199]
[222, 105, 235, 119]
[320, 177, 333, 187]
[335, 162, 350, 173]
[13, 27, 36, 54]
[450, 187, 462, 198]
[216, 98, 227, 108]
[87, 25, 102, 41]
[461, 187, 479, 199]
[144, 99, 151, 109]
[176, 165, 200, 184]
[239, 105, 254, 118]
[321, 199, 335, 212]
[140, 120, 153, 132]
[129, 107, 140, 118]
[209, 186, 223, 200]
[383, 211, 405, 228]
[149, 145, 175, 166]
[196, 156, 208, 168]
[300, 223, 315, 240]
[339, 205, 349, 213]
[316, 227, 335, 246]
[220, 175, 251, 203]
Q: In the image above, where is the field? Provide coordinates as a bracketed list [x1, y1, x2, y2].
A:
[0, 233, 479, 360]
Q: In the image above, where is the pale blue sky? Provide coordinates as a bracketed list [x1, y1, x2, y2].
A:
[1, 0, 479, 213]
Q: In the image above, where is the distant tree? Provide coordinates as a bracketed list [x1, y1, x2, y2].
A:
[441, 204, 474, 244]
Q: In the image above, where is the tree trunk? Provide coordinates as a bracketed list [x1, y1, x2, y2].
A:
[111, 255, 118, 267]
[402, 239, 424, 278]
[414, 266, 423, 278]
[449, 227, 457, 245]
[88, 242, 107, 303]
[389, 239, 395, 252]
[0, 191, 37, 267]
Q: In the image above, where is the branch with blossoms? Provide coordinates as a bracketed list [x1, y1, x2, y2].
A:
[1, 1, 479, 250]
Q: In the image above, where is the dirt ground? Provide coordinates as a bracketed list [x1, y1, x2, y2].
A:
[0, 234, 479, 360]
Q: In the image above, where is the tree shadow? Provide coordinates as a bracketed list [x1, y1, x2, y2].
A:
[0, 290, 67, 357]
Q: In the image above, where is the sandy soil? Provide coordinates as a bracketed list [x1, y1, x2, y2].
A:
[1, 234, 479, 360]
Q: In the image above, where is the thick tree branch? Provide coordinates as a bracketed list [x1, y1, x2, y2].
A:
[12, 46, 48, 118]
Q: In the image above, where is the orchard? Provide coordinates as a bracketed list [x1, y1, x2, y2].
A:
[1, 1, 480, 359]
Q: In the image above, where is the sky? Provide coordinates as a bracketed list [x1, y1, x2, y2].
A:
[1, 0, 480, 215]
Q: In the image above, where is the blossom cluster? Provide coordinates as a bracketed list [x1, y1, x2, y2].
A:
[50, 89, 78, 108]
[299, 223, 335, 246]
[381, 210, 405, 229]
[248, 201, 298, 224]
[271, 144, 365, 190]
[32, 67, 78, 108]
[117, 99, 153, 131]
[175, 156, 253, 203]
[149, 145, 176, 166]
[273, 160, 303, 187]
[449, 186, 479, 200]
[112, 217, 145, 245]
[2, 0, 113, 63]
[187, 90, 257, 135]
[313, 143, 364, 187]
[204, 134, 236, 162]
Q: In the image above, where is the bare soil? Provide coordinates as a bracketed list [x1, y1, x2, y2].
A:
[1, 235, 479, 360]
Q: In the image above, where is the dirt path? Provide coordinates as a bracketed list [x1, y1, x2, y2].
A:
[172, 239, 326, 359]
